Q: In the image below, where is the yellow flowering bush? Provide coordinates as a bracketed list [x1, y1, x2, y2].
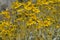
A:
[0, 0, 60, 40]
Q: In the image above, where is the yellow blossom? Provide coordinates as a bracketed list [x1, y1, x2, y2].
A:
[26, 19, 36, 26]
[32, 7, 40, 13]
[2, 21, 11, 26]
[24, 1, 32, 10]
[1, 10, 10, 19]
[17, 9, 24, 12]
[36, 20, 44, 29]
[56, 25, 60, 28]
[11, 1, 22, 9]
[15, 17, 24, 21]
[24, 6, 32, 10]
[43, 20, 51, 27]
[29, 13, 37, 20]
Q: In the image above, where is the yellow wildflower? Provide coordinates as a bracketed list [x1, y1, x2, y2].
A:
[46, 17, 52, 21]
[44, 2, 49, 5]
[41, 0, 49, 5]
[1, 10, 10, 19]
[27, 1, 32, 6]
[24, 6, 32, 10]
[11, 1, 22, 9]
[37, 0, 41, 5]
[37, 20, 44, 29]
[2, 21, 11, 26]
[56, 25, 60, 28]
[15, 17, 24, 21]
[29, 13, 37, 20]
[32, 7, 40, 13]
[24, 1, 32, 10]
[17, 8, 24, 13]
[26, 19, 36, 26]
[43, 20, 51, 27]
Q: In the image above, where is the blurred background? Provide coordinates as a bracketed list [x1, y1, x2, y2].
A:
[0, 0, 16, 11]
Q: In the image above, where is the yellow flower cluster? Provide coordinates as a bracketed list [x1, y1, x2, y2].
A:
[1, 9, 10, 19]
[0, 0, 60, 40]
